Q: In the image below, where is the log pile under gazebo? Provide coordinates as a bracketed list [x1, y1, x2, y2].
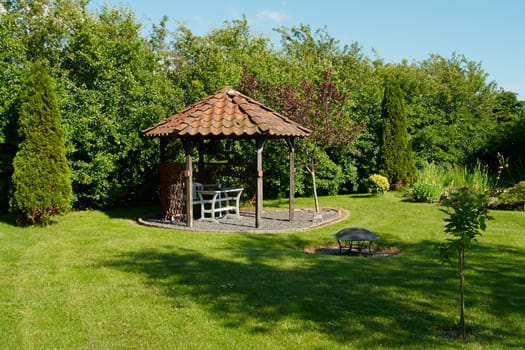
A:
[142, 87, 311, 228]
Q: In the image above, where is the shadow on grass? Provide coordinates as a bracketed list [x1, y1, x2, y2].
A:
[0, 203, 159, 226]
[347, 193, 375, 199]
[99, 234, 523, 347]
[101, 204, 159, 221]
[467, 243, 525, 322]
[0, 211, 62, 227]
[0, 212, 18, 226]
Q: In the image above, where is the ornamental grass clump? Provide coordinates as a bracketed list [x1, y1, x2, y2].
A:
[441, 162, 492, 193]
[367, 174, 390, 195]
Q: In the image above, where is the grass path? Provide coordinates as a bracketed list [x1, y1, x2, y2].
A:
[1, 192, 524, 349]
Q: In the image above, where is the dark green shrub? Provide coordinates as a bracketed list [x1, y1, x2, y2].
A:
[497, 181, 525, 211]
[378, 77, 417, 187]
[10, 62, 72, 225]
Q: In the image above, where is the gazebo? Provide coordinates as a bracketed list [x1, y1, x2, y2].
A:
[142, 87, 311, 228]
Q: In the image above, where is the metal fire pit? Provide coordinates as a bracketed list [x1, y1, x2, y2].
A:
[331, 227, 379, 255]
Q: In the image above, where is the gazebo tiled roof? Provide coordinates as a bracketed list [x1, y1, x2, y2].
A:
[142, 87, 311, 138]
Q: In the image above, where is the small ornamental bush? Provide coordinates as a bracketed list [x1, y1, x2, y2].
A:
[411, 183, 442, 203]
[367, 174, 390, 195]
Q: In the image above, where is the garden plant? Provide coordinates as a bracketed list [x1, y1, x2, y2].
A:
[439, 187, 492, 339]
[367, 174, 390, 195]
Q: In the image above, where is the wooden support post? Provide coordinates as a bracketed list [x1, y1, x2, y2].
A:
[159, 138, 168, 163]
[286, 137, 295, 222]
[183, 139, 194, 227]
[159, 138, 168, 220]
[197, 139, 205, 181]
[255, 138, 266, 228]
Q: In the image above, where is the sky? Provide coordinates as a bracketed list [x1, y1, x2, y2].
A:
[89, 0, 525, 99]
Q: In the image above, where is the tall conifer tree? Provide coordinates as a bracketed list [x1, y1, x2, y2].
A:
[379, 78, 416, 187]
[10, 62, 71, 224]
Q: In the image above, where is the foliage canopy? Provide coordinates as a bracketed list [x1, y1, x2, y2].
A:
[0, 1, 523, 209]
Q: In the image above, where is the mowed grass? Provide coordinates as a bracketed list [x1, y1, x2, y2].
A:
[1, 192, 524, 349]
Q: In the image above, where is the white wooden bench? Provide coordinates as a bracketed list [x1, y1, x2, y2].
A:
[196, 187, 244, 222]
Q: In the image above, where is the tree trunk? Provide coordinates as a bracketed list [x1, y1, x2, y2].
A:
[459, 241, 466, 338]
[311, 169, 319, 212]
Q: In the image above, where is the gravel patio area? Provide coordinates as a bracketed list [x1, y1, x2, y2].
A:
[138, 208, 347, 233]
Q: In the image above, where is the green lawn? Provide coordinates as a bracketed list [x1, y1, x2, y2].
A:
[1, 192, 524, 349]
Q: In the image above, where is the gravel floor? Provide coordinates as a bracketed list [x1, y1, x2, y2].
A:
[138, 208, 346, 233]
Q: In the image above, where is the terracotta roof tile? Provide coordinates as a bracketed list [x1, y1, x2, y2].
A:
[142, 87, 311, 139]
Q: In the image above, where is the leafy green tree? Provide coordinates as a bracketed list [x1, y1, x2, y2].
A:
[61, 5, 180, 207]
[477, 90, 525, 182]
[169, 17, 273, 106]
[335, 48, 383, 191]
[492, 90, 524, 123]
[10, 62, 72, 224]
[396, 54, 498, 166]
[240, 69, 362, 210]
[235, 25, 382, 195]
[439, 187, 491, 338]
[1, 0, 82, 66]
[378, 77, 416, 186]
[275, 25, 385, 192]
[2, 1, 179, 208]
[0, 5, 24, 206]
